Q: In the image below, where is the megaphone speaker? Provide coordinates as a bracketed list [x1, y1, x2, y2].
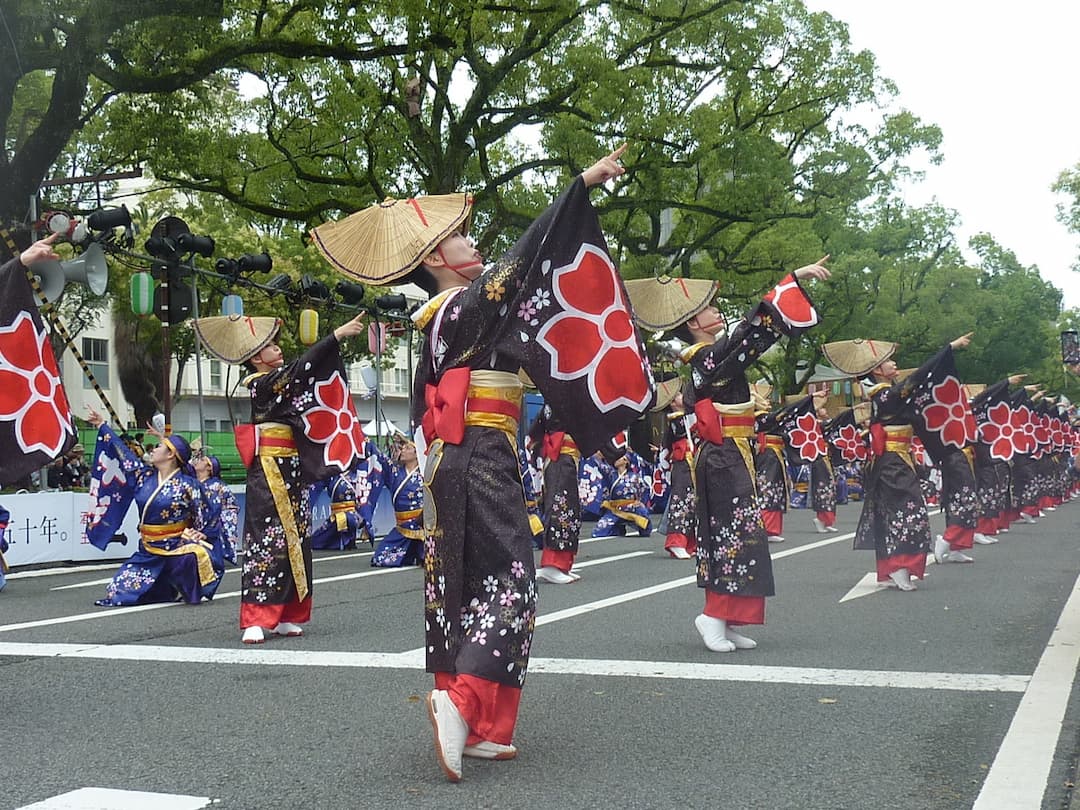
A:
[26, 242, 109, 306]
[28, 262, 66, 306]
[61, 243, 109, 295]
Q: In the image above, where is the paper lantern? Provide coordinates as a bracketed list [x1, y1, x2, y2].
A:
[130, 272, 154, 316]
[299, 308, 319, 345]
[221, 294, 244, 317]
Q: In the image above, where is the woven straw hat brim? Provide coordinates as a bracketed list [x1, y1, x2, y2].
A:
[822, 339, 898, 376]
[624, 276, 719, 331]
[650, 377, 682, 411]
[310, 194, 472, 285]
[193, 316, 282, 364]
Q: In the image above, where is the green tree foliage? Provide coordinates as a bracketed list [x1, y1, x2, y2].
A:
[2, 0, 1071, 407]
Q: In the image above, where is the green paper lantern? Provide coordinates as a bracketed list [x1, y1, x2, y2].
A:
[131, 272, 154, 317]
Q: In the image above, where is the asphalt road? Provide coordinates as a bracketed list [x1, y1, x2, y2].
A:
[2, 499, 1079, 810]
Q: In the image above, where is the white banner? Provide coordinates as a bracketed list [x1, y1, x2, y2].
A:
[1, 491, 140, 566]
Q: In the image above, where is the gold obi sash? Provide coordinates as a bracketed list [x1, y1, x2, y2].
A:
[883, 425, 913, 454]
[559, 436, 582, 464]
[395, 507, 425, 540]
[464, 370, 523, 442]
[694, 401, 758, 495]
[140, 520, 217, 587]
[712, 404, 757, 438]
[882, 425, 915, 470]
[764, 436, 784, 451]
[255, 422, 308, 600]
[331, 501, 354, 514]
[258, 423, 297, 457]
[600, 498, 651, 530]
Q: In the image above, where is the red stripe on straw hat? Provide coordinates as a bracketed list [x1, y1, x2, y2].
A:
[408, 199, 428, 227]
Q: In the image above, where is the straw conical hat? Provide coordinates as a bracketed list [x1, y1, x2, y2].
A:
[624, 275, 719, 331]
[310, 194, 472, 285]
[192, 315, 282, 364]
[650, 376, 683, 411]
[822, 339, 898, 376]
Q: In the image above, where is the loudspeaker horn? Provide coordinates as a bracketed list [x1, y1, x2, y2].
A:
[27, 242, 109, 306]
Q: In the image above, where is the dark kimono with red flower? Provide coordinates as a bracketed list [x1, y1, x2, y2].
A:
[527, 406, 582, 557]
[412, 177, 652, 692]
[855, 345, 972, 578]
[240, 335, 365, 625]
[1008, 390, 1042, 513]
[754, 409, 789, 515]
[0, 257, 77, 485]
[662, 412, 697, 552]
[683, 275, 820, 623]
[825, 409, 869, 505]
[971, 380, 1014, 531]
[780, 396, 834, 518]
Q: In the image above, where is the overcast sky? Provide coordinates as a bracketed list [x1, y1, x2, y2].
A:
[803, 0, 1080, 309]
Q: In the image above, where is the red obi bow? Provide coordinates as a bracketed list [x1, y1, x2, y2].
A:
[869, 423, 886, 457]
[693, 398, 723, 445]
[542, 431, 566, 462]
[671, 437, 689, 461]
[234, 424, 256, 468]
[422, 367, 470, 445]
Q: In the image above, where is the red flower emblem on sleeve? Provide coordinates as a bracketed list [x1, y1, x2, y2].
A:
[762, 274, 819, 328]
[833, 423, 868, 461]
[536, 243, 652, 413]
[301, 372, 365, 471]
[922, 376, 976, 449]
[788, 411, 825, 461]
[979, 401, 1021, 461]
[0, 311, 74, 455]
[1011, 405, 1036, 455]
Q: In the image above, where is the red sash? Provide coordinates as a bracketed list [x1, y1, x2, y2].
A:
[542, 431, 566, 462]
[422, 367, 470, 445]
[234, 424, 256, 468]
[694, 398, 723, 445]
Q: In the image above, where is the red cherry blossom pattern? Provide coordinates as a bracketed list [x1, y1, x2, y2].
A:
[0, 311, 74, 455]
[301, 372, 365, 471]
[536, 244, 651, 413]
[922, 376, 976, 450]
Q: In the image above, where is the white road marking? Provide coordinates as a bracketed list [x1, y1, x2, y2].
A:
[0, 641, 1028, 693]
[18, 787, 212, 809]
[48, 549, 375, 590]
[571, 550, 653, 569]
[0, 566, 415, 634]
[839, 572, 888, 603]
[972, 569, 1080, 809]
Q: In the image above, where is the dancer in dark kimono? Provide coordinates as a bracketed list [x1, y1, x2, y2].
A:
[970, 376, 1025, 544]
[825, 406, 870, 506]
[826, 334, 974, 591]
[311, 145, 652, 782]
[810, 395, 838, 532]
[1010, 387, 1045, 524]
[648, 261, 830, 653]
[662, 390, 698, 558]
[0, 504, 8, 591]
[528, 405, 583, 584]
[192, 313, 368, 644]
[755, 395, 790, 544]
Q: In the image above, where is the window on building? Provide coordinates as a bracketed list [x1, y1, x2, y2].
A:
[209, 359, 222, 389]
[379, 366, 410, 394]
[82, 337, 109, 389]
